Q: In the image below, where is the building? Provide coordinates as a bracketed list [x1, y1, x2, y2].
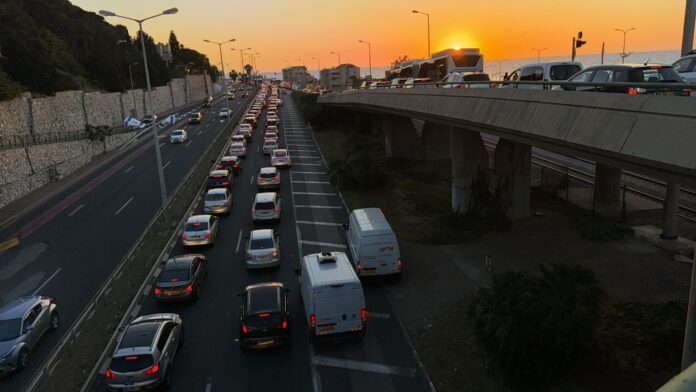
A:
[282, 66, 314, 86]
[320, 64, 360, 91]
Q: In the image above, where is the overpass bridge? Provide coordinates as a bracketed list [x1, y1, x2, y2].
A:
[318, 87, 696, 238]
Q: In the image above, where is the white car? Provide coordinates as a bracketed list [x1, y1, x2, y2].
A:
[673, 52, 696, 83]
[229, 142, 247, 157]
[263, 140, 278, 155]
[257, 167, 280, 190]
[219, 108, 232, 118]
[182, 215, 220, 247]
[251, 192, 281, 222]
[170, 129, 187, 144]
[245, 229, 280, 269]
[271, 149, 291, 167]
[231, 134, 247, 146]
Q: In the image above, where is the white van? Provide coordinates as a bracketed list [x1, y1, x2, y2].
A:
[344, 208, 402, 277]
[298, 252, 366, 340]
[502, 62, 583, 89]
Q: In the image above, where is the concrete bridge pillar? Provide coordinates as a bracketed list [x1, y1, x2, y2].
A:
[383, 115, 423, 159]
[661, 181, 680, 239]
[422, 122, 451, 160]
[493, 138, 531, 219]
[594, 164, 622, 215]
[450, 127, 488, 214]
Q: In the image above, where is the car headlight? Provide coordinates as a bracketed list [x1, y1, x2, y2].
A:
[0, 346, 16, 362]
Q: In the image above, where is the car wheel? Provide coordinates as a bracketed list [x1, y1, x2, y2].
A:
[49, 311, 60, 331]
[16, 348, 29, 372]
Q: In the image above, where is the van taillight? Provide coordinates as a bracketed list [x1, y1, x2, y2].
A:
[242, 324, 248, 334]
[397, 259, 403, 270]
[204, 232, 211, 239]
[154, 287, 162, 295]
[309, 314, 316, 327]
[183, 285, 193, 292]
[282, 320, 288, 329]
[356, 262, 362, 272]
[361, 308, 367, 323]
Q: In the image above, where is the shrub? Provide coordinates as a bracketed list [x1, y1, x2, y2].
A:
[575, 209, 634, 241]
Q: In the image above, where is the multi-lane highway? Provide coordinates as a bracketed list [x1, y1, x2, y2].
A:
[0, 94, 252, 390]
[91, 88, 433, 391]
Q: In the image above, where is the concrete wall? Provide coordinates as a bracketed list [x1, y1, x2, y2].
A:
[84, 92, 123, 127]
[0, 95, 31, 136]
[31, 90, 85, 134]
[185, 74, 208, 103]
[170, 79, 186, 107]
[121, 89, 145, 118]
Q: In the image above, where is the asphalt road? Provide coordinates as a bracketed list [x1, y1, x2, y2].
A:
[92, 90, 433, 392]
[0, 94, 253, 391]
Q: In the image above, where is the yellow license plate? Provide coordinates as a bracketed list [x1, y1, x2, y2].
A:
[361, 269, 375, 275]
[257, 339, 274, 346]
[318, 324, 335, 331]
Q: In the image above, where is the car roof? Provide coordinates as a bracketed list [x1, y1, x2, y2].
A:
[302, 252, 360, 286]
[351, 208, 394, 236]
[584, 63, 673, 70]
[230, 142, 245, 147]
[117, 321, 159, 350]
[263, 140, 278, 145]
[259, 167, 278, 174]
[221, 155, 239, 162]
[0, 296, 41, 319]
[244, 285, 282, 313]
[250, 229, 274, 240]
[163, 256, 194, 270]
[254, 192, 276, 202]
[207, 188, 228, 195]
[209, 170, 229, 176]
[187, 215, 212, 224]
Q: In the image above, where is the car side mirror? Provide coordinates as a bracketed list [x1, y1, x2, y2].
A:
[293, 268, 301, 276]
[24, 325, 34, 332]
[342, 223, 348, 230]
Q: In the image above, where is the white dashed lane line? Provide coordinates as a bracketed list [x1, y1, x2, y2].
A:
[67, 203, 85, 217]
[162, 160, 171, 170]
[114, 196, 134, 216]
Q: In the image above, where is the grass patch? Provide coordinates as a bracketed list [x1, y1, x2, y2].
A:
[575, 208, 634, 241]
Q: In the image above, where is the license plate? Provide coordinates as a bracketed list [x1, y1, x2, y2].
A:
[257, 339, 274, 346]
[124, 387, 140, 392]
[361, 269, 376, 275]
[165, 290, 182, 296]
[657, 91, 678, 96]
[318, 324, 335, 331]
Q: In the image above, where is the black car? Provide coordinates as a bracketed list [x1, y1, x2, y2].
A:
[189, 112, 203, 124]
[153, 255, 208, 302]
[206, 169, 233, 189]
[217, 156, 242, 176]
[560, 64, 689, 95]
[239, 282, 290, 349]
[202, 97, 213, 108]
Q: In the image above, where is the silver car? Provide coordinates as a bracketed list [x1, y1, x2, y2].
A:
[262, 140, 278, 155]
[204, 188, 233, 215]
[105, 313, 183, 391]
[169, 129, 187, 144]
[182, 215, 220, 247]
[229, 142, 247, 157]
[252, 192, 281, 222]
[0, 296, 59, 374]
[245, 229, 280, 268]
[271, 149, 291, 168]
[257, 167, 280, 190]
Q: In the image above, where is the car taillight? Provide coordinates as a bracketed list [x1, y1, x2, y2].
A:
[143, 363, 159, 376]
[397, 258, 403, 270]
[183, 285, 193, 293]
[154, 287, 162, 295]
[361, 308, 367, 323]
[627, 87, 646, 95]
[272, 250, 278, 257]
[205, 232, 211, 238]
[282, 320, 288, 329]
[259, 313, 270, 317]
[242, 324, 248, 334]
[105, 369, 117, 379]
[252, 208, 256, 214]
[271, 157, 276, 162]
[222, 181, 229, 186]
[356, 262, 362, 272]
[275, 176, 280, 181]
[181, 233, 187, 241]
[274, 207, 279, 212]
[309, 314, 316, 328]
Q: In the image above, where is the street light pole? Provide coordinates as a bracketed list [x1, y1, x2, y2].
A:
[530, 47, 548, 63]
[412, 10, 431, 57]
[615, 28, 636, 63]
[330, 51, 341, 90]
[204, 38, 235, 111]
[128, 62, 139, 116]
[684, 0, 696, 56]
[312, 57, 321, 85]
[358, 40, 372, 79]
[231, 47, 252, 81]
[100, 8, 178, 208]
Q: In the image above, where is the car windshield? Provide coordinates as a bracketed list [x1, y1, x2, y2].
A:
[160, 267, 190, 282]
[250, 237, 275, 250]
[185, 222, 209, 231]
[110, 355, 155, 373]
[0, 318, 21, 341]
[172, 130, 183, 136]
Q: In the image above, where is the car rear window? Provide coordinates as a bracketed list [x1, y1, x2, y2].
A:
[246, 312, 282, 328]
[160, 268, 190, 282]
[250, 237, 275, 250]
[110, 355, 155, 373]
[264, 141, 277, 146]
[274, 151, 287, 157]
[246, 286, 281, 314]
[185, 222, 209, 231]
[255, 201, 275, 210]
[259, 171, 277, 179]
[172, 130, 183, 136]
[206, 193, 226, 201]
[549, 65, 582, 80]
[630, 67, 682, 83]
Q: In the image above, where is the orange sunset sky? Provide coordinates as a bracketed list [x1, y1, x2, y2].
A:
[71, 0, 687, 72]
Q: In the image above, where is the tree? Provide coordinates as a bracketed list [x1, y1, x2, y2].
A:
[168, 30, 181, 59]
[228, 70, 238, 82]
[244, 64, 253, 76]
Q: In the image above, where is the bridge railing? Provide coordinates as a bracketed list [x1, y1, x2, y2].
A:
[335, 80, 696, 95]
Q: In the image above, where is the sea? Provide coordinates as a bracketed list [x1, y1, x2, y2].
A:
[263, 49, 683, 81]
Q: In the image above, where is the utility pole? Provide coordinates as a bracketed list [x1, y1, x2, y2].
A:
[204, 38, 235, 111]
[683, 0, 696, 56]
[615, 28, 636, 64]
[531, 47, 547, 63]
[128, 62, 139, 116]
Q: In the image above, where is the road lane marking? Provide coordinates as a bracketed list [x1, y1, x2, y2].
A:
[250, 175, 255, 184]
[235, 229, 243, 253]
[31, 268, 62, 295]
[114, 197, 134, 216]
[67, 204, 85, 217]
[292, 163, 324, 166]
[289, 149, 319, 153]
[257, 146, 260, 153]
[294, 192, 337, 196]
[159, 142, 165, 148]
[300, 240, 347, 249]
[286, 143, 316, 147]
[162, 160, 171, 170]
[294, 205, 343, 209]
[368, 312, 392, 319]
[124, 165, 135, 173]
[292, 156, 321, 159]
[185, 140, 193, 147]
[296, 220, 343, 227]
[197, 131, 202, 136]
[292, 181, 331, 185]
[312, 356, 416, 377]
[0, 237, 20, 253]
[291, 171, 327, 174]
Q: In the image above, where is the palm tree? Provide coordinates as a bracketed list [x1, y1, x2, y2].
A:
[244, 64, 253, 76]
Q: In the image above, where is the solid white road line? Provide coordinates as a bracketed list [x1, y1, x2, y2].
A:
[124, 165, 135, 173]
[294, 205, 344, 209]
[32, 268, 62, 295]
[250, 175, 255, 184]
[67, 204, 85, 217]
[296, 220, 343, 227]
[184, 140, 193, 147]
[235, 229, 243, 253]
[286, 143, 316, 147]
[300, 240, 347, 249]
[292, 180, 331, 184]
[162, 160, 171, 170]
[114, 197, 134, 216]
[291, 171, 327, 174]
[312, 356, 417, 377]
[289, 149, 318, 153]
[292, 156, 321, 159]
[293, 192, 337, 196]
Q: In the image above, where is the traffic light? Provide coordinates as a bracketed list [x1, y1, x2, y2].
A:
[576, 31, 586, 48]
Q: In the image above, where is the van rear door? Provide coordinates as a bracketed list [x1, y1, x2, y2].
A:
[358, 235, 400, 276]
[313, 285, 363, 335]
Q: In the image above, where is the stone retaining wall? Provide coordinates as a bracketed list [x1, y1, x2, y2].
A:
[32, 91, 85, 134]
[85, 92, 123, 127]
